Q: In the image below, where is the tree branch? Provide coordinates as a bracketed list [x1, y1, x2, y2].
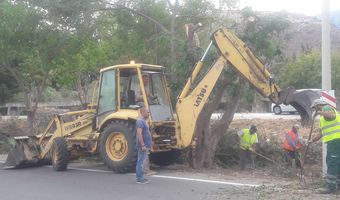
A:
[101, 1, 171, 35]
[33, 68, 50, 109]
[1, 62, 26, 93]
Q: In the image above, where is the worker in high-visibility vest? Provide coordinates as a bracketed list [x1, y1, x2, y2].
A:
[237, 125, 258, 170]
[282, 124, 304, 168]
[309, 99, 340, 194]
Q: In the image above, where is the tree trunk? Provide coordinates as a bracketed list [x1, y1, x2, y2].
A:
[24, 92, 38, 135]
[21, 71, 49, 135]
[75, 74, 88, 108]
[26, 110, 36, 135]
[191, 79, 246, 169]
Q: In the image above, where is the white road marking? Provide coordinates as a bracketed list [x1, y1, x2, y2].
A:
[151, 174, 259, 187]
[1, 160, 260, 187]
[51, 166, 260, 187]
[45, 165, 113, 173]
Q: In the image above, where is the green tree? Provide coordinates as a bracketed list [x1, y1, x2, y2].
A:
[0, 69, 18, 104]
[22, 0, 109, 106]
[278, 51, 340, 92]
[234, 8, 290, 111]
[0, 1, 67, 133]
[239, 7, 290, 70]
[279, 51, 321, 89]
[54, 38, 108, 106]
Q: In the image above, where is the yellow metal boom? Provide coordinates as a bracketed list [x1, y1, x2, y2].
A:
[175, 28, 318, 148]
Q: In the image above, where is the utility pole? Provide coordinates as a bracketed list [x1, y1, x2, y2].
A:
[321, 0, 331, 175]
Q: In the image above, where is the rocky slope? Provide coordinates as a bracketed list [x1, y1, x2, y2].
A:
[284, 15, 340, 59]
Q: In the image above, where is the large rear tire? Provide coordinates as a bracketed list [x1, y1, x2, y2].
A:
[51, 137, 69, 171]
[99, 120, 136, 173]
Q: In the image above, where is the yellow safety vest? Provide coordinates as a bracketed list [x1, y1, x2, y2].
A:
[240, 129, 257, 150]
[320, 109, 340, 143]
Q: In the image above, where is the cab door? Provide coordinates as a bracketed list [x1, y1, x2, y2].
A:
[96, 69, 117, 126]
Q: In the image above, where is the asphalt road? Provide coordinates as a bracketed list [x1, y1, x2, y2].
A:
[0, 161, 260, 200]
[0, 113, 299, 200]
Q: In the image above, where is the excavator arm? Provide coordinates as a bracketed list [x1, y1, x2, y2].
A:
[176, 28, 319, 148]
[212, 29, 282, 103]
[211, 28, 319, 123]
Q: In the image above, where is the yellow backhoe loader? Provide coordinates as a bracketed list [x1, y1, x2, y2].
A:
[4, 28, 320, 172]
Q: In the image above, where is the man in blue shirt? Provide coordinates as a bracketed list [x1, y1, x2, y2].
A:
[135, 107, 152, 184]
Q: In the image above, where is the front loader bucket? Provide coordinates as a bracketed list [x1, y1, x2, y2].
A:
[282, 89, 320, 125]
[3, 137, 43, 169]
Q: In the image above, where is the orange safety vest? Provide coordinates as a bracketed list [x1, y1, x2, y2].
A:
[282, 130, 302, 151]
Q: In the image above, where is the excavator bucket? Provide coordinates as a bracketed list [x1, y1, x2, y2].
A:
[279, 89, 320, 126]
[3, 136, 44, 169]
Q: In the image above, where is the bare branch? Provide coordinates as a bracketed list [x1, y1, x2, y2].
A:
[101, 0, 171, 35]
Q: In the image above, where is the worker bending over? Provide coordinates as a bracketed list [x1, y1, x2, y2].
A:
[282, 124, 303, 168]
[238, 125, 258, 170]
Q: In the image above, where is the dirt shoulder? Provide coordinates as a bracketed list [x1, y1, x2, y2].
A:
[157, 164, 339, 200]
[229, 117, 315, 140]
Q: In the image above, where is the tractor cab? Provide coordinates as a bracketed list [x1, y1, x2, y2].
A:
[96, 63, 174, 128]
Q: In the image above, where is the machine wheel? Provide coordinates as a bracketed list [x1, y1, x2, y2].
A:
[99, 120, 136, 173]
[51, 137, 69, 171]
[150, 149, 181, 167]
[273, 105, 282, 115]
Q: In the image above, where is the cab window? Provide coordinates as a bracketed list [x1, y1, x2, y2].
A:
[98, 70, 116, 114]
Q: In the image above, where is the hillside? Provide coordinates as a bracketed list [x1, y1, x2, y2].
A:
[284, 13, 340, 59]
[256, 11, 340, 60]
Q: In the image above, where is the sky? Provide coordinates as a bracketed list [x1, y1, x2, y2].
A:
[239, 0, 340, 16]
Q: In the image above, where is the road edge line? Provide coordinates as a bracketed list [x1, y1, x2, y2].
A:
[0, 160, 260, 187]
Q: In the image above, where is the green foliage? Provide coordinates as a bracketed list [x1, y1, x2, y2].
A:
[234, 8, 290, 107]
[0, 0, 245, 104]
[278, 51, 340, 91]
[0, 1, 66, 92]
[0, 69, 18, 104]
[180, 0, 216, 24]
[244, 89, 255, 104]
[0, 0, 299, 114]
[278, 51, 321, 89]
[53, 38, 104, 88]
[215, 130, 240, 166]
[24, 0, 103, 35]
[239, 8, 289, 62]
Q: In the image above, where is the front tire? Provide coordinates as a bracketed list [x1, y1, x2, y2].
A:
[51, 137, 69, 171]
[273, 105, 282, 115]
[99, 120, 136, 173]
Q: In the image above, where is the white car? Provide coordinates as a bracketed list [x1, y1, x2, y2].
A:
[271, 103, 297, 114]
